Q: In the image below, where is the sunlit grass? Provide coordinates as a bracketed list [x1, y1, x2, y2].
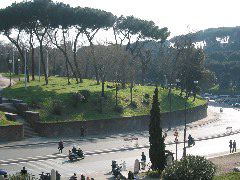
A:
[2, 76, 206, 122]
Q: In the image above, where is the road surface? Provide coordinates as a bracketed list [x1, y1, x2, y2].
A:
[0, 101, 240, 179]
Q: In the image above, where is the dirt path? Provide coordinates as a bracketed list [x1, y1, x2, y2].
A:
[209, 152, 240, 175]
[0, 74, 15, 89]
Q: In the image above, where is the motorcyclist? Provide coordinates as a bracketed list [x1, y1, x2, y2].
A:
[77, 148, 84, 157]
[141, 152, 146, 162]
[188, 134, 194, 146]
[72, 146, 77, 154]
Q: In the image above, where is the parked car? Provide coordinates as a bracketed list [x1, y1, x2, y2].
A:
[233, 103, 240, 107]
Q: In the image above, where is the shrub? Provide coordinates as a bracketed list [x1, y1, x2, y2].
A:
[144, 93, 150, 99]
[44, 99, 65, 115]
[79, 90, 90, 102]
[130, 101, 138, 108]
[29, 96, 41, 108]
[146, 170, 162, 178]
[162, 155, 216, 180]
[71, 92, 85, 107]
[142, 99, 150, 105]
[8, 173, 35, 180]
[113, 105, 124, 113]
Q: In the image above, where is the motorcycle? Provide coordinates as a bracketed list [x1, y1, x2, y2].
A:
[111, 160, 122, 179]
[39, 172, 50, 180]
[188, 138, 195, 147]
[68, 149, 85, 161]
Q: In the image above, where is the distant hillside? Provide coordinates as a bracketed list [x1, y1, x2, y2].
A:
[171, 26, 240, 62]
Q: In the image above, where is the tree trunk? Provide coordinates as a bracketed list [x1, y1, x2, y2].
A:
[73, 32, 82, 83]
[39, 42, 48, 85]
[29, 30, 35, 81]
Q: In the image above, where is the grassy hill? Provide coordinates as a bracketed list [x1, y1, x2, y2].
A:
[2, 77, 206, 122]
[0, 111, 18, 126]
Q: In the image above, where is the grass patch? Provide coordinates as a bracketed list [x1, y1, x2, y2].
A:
[0, 111, 19, 126]
[2, 77, 206, 122]
[214, 172, 240, 180]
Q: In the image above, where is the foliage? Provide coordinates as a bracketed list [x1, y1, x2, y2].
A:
[44, 99, 65, 115]
[2, 77, 206, 122]
[149, 87, 166, 171]
[79, 90, 91, 103]
[146, 169, 162, 178]
[8, 173, 35, 180]
[0, 111, 19, 126]
[161, 155, 216, 180]
[130, 101, 138, 108]
[113, 105, 124, 113]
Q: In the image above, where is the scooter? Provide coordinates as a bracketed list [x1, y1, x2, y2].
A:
[68, 150, 85, 161]
[111, 160, 122, 178]
[188, 138, 195, 147]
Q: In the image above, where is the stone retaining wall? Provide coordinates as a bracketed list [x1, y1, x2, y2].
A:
[0, 124, 24, 141]
[26, 104, 208, 137]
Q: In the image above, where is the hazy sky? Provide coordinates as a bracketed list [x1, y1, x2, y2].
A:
[1, 0, 240, 37]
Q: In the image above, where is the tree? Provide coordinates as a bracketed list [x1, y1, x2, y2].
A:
[149, 87, 165, 171]
[162, 155, 216, 180]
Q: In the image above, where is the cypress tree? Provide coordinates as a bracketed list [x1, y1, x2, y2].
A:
[149, 87, 166, 170]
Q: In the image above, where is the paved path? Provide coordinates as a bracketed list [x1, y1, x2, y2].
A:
[0, 74, 11, 89]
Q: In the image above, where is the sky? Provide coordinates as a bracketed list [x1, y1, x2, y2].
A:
[1, 0, 240, 37]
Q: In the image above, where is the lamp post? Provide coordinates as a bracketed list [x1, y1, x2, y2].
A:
[24, 49, 27, 89]
[183, 80, 199, 157]
[18, 59, 21, 81]
[12, 51, 15, 74]
[8, 59, 12, 87]
[168, 79, 181, 131]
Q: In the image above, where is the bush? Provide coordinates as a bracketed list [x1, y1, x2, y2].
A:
[142, 99, 150, 105]
[29, 96, 41, 108]
[71, 92, 85, 107]
[144, 93, 150, 99]
[44, 99, 65, 115]
[162, 155, 216, 180]
[79, 90, 90, 103]
[130, 101, 138, 108]
[8, 173, 35, 180]
[113, 105, 124, 113]
[146, 170, 162, 178]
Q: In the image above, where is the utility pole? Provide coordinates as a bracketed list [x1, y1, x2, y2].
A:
[174, 129, 179, 160]
[24, 49, 27, 89]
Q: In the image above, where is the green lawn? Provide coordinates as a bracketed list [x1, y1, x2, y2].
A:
[2, 76, 206, 122]
[214, 172, 240, 180]
[0, 111, 19, 126]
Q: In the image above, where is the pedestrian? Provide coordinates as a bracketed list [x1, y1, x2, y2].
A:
[58, 140, 64, 153]
[233, 140, 237, 152]
[229, 140, 233, 153]
[81, 126, 85, 137]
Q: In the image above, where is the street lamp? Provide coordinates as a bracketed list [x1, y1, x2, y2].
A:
[8, 59, 12, 87]
[18, 59, 21, 81]
[183, 80, 199, 157]
[168, 79, 181, 131]
[24, 49, 27, 89]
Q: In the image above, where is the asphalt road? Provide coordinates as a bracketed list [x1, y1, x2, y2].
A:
[0, 102, 240, 179]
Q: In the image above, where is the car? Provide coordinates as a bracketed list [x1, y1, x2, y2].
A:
[233, 103, 240, 107]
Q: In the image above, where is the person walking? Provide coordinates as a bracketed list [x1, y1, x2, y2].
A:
[233, 140, 237, 152]
[80, 126, 85, 137]
[58, 140, 64, 153]
[229, 140, 233, 153]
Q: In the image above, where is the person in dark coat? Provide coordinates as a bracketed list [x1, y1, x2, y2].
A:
[58, 140, 64, 153]
[229, 140, 233, 153]
[233, 140, 237, 152]
[81, 126, 85, 137]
